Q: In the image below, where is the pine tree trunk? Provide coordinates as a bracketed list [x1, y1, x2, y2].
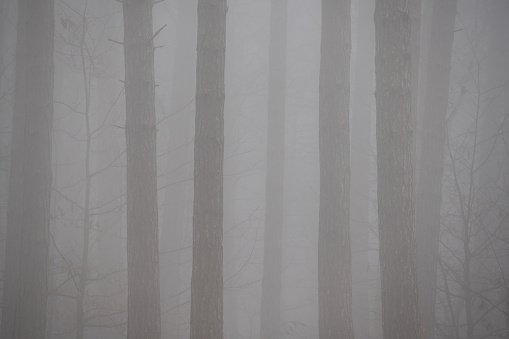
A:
[1, 0, 28, 336]
[415, 1, 457, 338]
[318, 0, 354, 338]
[190, 1, 227, 338]
[260, 1, 287, 338]
[122, 0, 161, 337]
[160, 1, 196, 337]
[374, 0, 422, 338]
[7, 0, 54, 337]
[351, 1, 375, 337]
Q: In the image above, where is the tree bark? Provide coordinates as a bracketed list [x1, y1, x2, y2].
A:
[415, 1, 457, 338]
[374, 0, 422, 338]
[260, 0, 287, 338]
[122, 0, 161, 338]
[190, 0, 226, 338]
[318, 0, 354, 338]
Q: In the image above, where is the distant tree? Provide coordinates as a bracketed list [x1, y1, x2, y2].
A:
[190, 0, 227, 338]
[260, 0, 287, 338]
[374, 0, 422, 337]
[47, 2, 127, 337]
[350, 0, 375, 336]
[2, 0, 55, 337]
[122, 0, 161, 337]
[436, 8, 509, 335]
[414, 1, 457, 338]
[318, 0, 354, 338]
[159, 0, 197, 337]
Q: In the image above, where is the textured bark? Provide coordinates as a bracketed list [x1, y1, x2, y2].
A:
[122, 1, 161, 338]
[374, 0, 422, 338]
[318, 0, 354, 338]
[190, 0, 226, 338]
[259, 0, 287, 338]
[415, 1, 457, 338]
[3, 0, 54, 337]
[351, 1, 375, 337]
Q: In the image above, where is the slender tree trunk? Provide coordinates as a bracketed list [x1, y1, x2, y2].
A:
[318, 1, 353, 338]
[351, 1, 375, 337]
[260, 1, 287, 338]
[160, 1, 197, 337]
[1, 0, 27, 336]
[374, 0, 422, 338]
[415, 1, 457, 338]
[122, 1, 161, 338]
[190, 0, 226, 338]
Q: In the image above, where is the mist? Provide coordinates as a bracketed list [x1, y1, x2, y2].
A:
[0, 0, 508, 338]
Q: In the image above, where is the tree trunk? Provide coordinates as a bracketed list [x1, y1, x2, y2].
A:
[318, 0, 353, 338]
[1, 0, 28, 336]
[5, 0, 54, 337]
[160, 0, 196, 337]
[260, 0, 287, 338]
[374, 0, 422, 338]
[190, 0, 226, 338]
[122, 0, 161, 338]
[351, 1, 375, 337]
[415, 1, 457, 338]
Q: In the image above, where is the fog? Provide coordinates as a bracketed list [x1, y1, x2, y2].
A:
[0, 0, 508, 338]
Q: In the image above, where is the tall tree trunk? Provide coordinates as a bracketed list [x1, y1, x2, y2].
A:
[160, 1, 197, 337]
[415, 1, 457, 338]
[260, 1, 287, 338]
[318, 0, 353, 338]
[190, 0, 226, 338]
[1, 0, 28, 336]
[122, 1, 161, 338]
[5, 0, 54, 336]
[351, 1, 375, 337]
[374, 0, 422, 338]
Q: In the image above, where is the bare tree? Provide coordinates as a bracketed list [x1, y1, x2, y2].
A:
[190, 0, 227, 338]
[374, 0, 422, 337]
[318, 0, 354, 338]
[122, 0, 161, 337]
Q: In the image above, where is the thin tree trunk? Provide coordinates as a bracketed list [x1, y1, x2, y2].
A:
[190, 0, 227, 338]
[318, 0, 353, 338]
[122, 0, 161, 337]
[374, 0, 422, 338]
[260, 0, 287, 338]
[415, 1, 457, 338]
[160, 1, 196, 337]
[1, 0, 27, 336]
[351, 1, 375, 337]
